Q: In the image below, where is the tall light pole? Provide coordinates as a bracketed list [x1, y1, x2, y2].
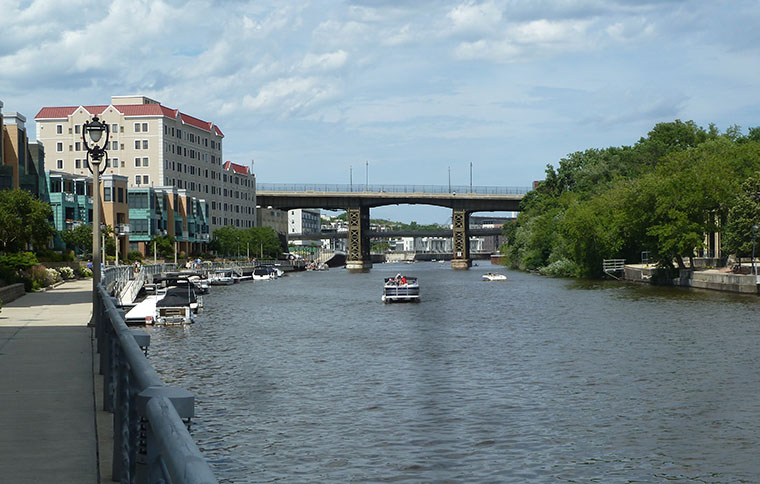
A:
[83, 115, 109, 307]
[469, 162, 473, 193]
[752, 224, 759, 276]
[365, 161, 368, 191]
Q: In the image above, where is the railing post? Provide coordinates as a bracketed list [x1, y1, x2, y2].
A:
[136, 387, 195, 482]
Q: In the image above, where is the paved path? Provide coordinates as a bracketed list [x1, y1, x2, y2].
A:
[0, 279, 98, 483]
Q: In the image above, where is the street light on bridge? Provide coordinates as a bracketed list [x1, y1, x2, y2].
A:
[83, 115, 110, 308]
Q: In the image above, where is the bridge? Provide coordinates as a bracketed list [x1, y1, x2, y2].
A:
[256, 183, 527, 271]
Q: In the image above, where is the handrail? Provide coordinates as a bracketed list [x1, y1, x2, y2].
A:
[257, 183, 531, 195]
[95, 283, 218, 483]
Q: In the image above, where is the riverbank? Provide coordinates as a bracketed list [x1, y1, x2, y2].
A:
[625, 263, 759, 294]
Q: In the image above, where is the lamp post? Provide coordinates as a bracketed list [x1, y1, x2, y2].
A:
[83, 115, 109, 306]
[752, 224, 759, 276]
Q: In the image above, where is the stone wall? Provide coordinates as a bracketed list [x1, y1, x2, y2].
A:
[0, 283, 26, 304]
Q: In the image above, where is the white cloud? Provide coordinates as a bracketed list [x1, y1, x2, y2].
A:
[300, 50, 348, 72]
[447, 1, 504, 36]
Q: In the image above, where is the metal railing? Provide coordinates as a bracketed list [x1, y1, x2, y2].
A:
[94, 283, 218, 483]
[257, 183, 531, 195]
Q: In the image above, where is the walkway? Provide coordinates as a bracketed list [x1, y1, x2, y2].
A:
[0, 279, 99, 483]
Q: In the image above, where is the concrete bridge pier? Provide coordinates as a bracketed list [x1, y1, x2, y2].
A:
[451, 208, 471, 270]
[346, 206, 373, 272]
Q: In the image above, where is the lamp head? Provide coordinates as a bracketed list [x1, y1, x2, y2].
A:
[84, 115, 107, 144]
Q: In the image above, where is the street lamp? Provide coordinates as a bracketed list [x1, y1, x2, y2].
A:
[83, 115, 110, 304]
[752, 224, 759, 276]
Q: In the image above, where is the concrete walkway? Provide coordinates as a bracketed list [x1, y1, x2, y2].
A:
[0, 279, 99, 483]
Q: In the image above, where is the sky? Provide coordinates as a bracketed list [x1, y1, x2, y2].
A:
[2, 0, 760, 224]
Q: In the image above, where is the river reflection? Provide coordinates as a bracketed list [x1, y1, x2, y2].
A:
[147, 262, 760, 483]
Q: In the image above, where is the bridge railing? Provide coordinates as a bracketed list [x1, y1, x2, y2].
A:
[257, 183, 531, 195]
[94, 283, 218, 484]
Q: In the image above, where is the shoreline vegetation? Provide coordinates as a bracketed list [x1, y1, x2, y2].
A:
[499, 120, 760, 280]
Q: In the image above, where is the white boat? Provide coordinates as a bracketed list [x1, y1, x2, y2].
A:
[482, 272, 507, 281]
[154, 286, 197, 325]
[209, 269, 235, 285]
[382, 275, 420, 303]
[125, 290, 166, 325]
[252, 267, 273, 280]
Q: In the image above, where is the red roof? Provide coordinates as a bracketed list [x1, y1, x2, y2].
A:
[35, 101, 223, 137]
[223, 161, 250, 175]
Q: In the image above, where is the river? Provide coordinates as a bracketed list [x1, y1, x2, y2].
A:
[147, 262, 760, 483]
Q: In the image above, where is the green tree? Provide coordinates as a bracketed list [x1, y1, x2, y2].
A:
[0, 189, 55, 253]
[60, 223, 93, 255]
[723, 173, 760, 257]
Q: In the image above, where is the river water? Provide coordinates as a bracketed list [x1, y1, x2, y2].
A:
[147, 262, 760, 483]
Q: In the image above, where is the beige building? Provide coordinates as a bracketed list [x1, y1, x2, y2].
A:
[35, 95, 256, 233]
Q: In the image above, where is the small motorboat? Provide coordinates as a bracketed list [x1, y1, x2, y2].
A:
[482, 272, 507, 281]
[382, 275, 420, 303]
[209, 269, 235, 285]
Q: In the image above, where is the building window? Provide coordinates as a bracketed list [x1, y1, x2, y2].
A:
[142, 122, 148, 132]
[134, 123, 141, 132]
[143, 175, 149, 185]
[74, 125, 80, 134]
[142, 140, 148, 149]
[112, 141, 118, 150]
[143, 157, 149, 167]
[75, 141, 81, 151]
[57, 159, 63, 169]
[118, 187, 124, 203]
[56, 142, 63, 152]
[75, 159, 81, 169]
[121, 160, 125, 168]
[56, 124, 62, 134]
[112, 124, 118, 134]
[134, 140, 140, 149]
[104, 187, 112, 202]
[113, 158, 119, 168]
[135, 158, 140, 167]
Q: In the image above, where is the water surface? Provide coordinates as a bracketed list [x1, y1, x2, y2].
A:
[148, 262, 760, 483]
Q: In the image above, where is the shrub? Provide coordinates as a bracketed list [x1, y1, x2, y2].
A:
[127, 251, 144, 262]
[27, 265, 50, 290]
[59, 266, 75, 280]
[78, 266, 93, 278]
[0, 252, 39, 271]
[539, 258, 578, 278]
[45, 267, 60, 285]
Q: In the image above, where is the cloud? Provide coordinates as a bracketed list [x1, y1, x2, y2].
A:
[300, 50, 349, 72]
[447, 1, 504, 37]
[230, 76, 340, 117]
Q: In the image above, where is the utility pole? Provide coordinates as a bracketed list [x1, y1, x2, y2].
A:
[470, 162, 473, 193]
[365, 161, 368, 190]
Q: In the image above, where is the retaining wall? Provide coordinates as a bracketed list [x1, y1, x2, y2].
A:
[0, 283, 26, 304]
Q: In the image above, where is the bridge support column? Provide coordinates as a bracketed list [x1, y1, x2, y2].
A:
[346, 207, 372, 272]
[451, 209, 471, 270]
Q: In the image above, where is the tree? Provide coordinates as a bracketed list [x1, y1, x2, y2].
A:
[60, 223, 93, 255]
[0, 189, 55, 253]
[723, 173, 760, 257]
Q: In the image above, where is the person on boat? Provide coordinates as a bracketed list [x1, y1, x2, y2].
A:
[394, 273, 401, 285]
[400, 275, 407, 285]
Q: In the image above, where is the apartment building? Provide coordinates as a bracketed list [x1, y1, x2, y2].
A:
[288, 208, 321, 247]
[35, 95, 255, 233]
[2, 106, 46, 194]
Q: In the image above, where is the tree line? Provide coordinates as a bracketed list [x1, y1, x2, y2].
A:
[501, 120, 760, 278]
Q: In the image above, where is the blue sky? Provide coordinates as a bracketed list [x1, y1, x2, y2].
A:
[2, 0, 759, 223]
